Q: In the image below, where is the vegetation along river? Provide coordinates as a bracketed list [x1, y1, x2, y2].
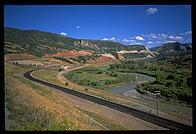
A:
[107, 73, 192, 122]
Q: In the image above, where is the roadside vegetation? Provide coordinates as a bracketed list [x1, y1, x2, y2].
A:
[5, 62, 130, 130]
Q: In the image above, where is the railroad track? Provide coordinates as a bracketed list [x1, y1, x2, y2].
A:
[23, 68, 193, 130]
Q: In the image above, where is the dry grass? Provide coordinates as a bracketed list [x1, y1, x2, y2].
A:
[5, 62, 107, 130]
[5, 62, 129, 130]
[31, 64, 146, 109]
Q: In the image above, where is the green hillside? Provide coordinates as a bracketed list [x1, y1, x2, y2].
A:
[152, 42, 192, 59]
[4, 27, 152, 58]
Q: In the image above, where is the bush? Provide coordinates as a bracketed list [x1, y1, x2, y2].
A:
[96, 70, 103, 74]
[64, 83, 69, 86]
[109, 71, 118, 77]
[59, 68, 63, 72]
[85, 88, 88, 92]
[165, 82, 173, 87]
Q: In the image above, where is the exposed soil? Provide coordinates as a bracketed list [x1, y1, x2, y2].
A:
[5, 54, 36, 61]
[43, 54, 53, 58]
[95, 56, 115, 62]
[43, 51, 93, 58]
[117, 53, 125, 60]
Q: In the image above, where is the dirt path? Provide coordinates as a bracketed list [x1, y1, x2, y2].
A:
[56, 64, 89, 84]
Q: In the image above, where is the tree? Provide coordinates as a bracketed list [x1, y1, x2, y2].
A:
[65, 82, 69, 86]
[186, 77, 192, 88]
[85, 88, 88, 92]
[167, 74, 174, 80]
[165, 82, 173, 87]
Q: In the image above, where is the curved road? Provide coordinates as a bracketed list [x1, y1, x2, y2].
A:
[23, 68, 192, 130]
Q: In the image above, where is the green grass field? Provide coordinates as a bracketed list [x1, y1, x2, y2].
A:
[74, 72, 116, 82]
[31, 69, 65, 87]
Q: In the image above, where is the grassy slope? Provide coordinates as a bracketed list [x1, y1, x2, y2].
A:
[30, 62, 192, 125]
[5, 62, 127, 130]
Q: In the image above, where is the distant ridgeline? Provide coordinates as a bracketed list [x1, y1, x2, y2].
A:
[4, 27, 192, 60]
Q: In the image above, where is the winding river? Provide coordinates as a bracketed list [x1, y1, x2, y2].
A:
[107, 73, 192, 123]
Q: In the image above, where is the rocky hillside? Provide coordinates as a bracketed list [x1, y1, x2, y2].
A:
[4, 27, 154, 60]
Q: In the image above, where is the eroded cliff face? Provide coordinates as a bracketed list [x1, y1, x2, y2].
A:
[43, 50, 93, 58]
[117, 53, 125, 60]
[117, 48, 155, 58]
[73, 40, 101, 51]
[95, 56, 116, 62]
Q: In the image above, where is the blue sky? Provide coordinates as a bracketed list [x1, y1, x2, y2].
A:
[4, 5, 192, 48]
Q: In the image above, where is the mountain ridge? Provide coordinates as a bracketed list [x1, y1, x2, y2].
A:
[4, 27, 192, 60]
[4, 27, 153, 58]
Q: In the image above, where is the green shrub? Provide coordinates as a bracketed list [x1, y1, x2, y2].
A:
[85, 88, 88, 92]
[64, 82, 69, 86]
[58, 68, 63, 72]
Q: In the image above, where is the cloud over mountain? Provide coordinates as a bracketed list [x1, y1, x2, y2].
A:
[136, 36, 144, 40]
[60, 32, 67, 36]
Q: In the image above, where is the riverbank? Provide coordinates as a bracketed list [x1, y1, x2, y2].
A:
[107, 72, 192, 125]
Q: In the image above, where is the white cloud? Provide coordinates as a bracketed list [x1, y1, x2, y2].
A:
[147, 8, 158, 15]
[110, 37, 116, 40]
[147, 41, 153, 45]
[168, 35, 175, 39]
[122, 38, 130, 42]
[102, 38, 108, 40]
[60, 32, 67, 36]
[168, 35, 183, 40]
[132, 42, 143, 45]
[76, 25, 80, 29]
[160, 33, 168, 38]
[136, 36, 144, 40]
[102, 37, 116, 41]
[164, 41, 177, 44]
[184, 30, 192, 35]
[175, 36, 183, 40]
[127, 39, 142, 45]
[145, 33, 157, 39]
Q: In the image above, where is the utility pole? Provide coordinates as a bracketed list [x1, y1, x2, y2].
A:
[154, 91, 160, 116]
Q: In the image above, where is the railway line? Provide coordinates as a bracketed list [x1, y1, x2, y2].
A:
[23, 68, 193, 130]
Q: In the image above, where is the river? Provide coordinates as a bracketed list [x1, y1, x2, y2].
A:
[107, 73, 192, 123]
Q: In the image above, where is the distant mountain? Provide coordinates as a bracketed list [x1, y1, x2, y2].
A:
[4, 27, 154, 59]
[152, 42, 192, 58]
[149, 46, 160, 51]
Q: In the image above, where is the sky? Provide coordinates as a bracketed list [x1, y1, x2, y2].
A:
[4, 5, 192, 48]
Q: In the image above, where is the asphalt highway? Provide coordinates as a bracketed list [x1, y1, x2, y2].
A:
[23, 68, 193, 130]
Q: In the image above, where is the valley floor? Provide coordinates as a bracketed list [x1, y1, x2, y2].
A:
[4, 58, 192, 130]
